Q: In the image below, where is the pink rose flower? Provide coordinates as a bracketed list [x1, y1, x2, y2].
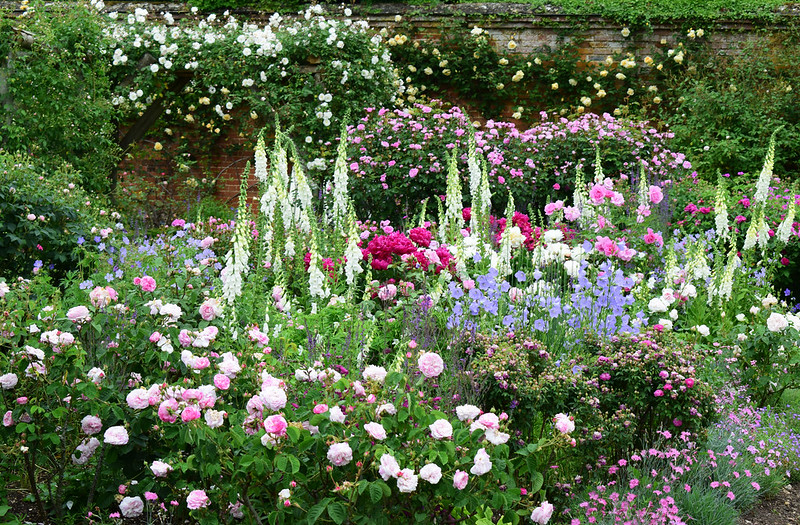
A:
[417, 352, 444, 378]
[66, 305, 91, 323]
[150, 460, 172, 477]
[158, 399, 179, 423]
[649, 185, 664, 204]
[126, 388, 150, 410]
[379, 453, 401, 481]
[453, 470, 469, 490]
[81, 415, 102, 435]
[420, 463, 442, 484]
[364, 422, 387, 440]
[531, 501, 554, 524]
[186, 489, 209, 510]
[429, 419, 453, 439]
[327, 442, 353, 467]
[181, 406, 201, 422]
[264, 414, 288, 436]
[119, 496, 144, 518]
[213, 374, 230, 390]
[199, 298, 222, 321]
[139, 276, 157, 292]
[103, 426, 129, 445]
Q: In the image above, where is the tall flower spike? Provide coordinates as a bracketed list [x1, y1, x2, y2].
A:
[344, 206, 363, 287]
[753, 129, 780, 205]
[714, 171, 730, 242]
[222, 163, 252, 307]
[776, 197, 796, 244]
[593, 144, 604, 184]
[442, 148, 464, 244]
[331, 122, 350, 235]
[637, 163, 649, 208]
[497, 191, 515, 278]
[254, 132, 269, 183]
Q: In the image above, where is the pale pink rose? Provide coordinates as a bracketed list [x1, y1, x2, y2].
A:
[81, 415, 102, 435]
[429, 419, 453, 439]
[150, 460, 172, 477]
[456, 404, 481, 421]
[181, 406, 201, 422]
[485, 428, 511, 445]
[119, 496, 144, 518]
[419, 463, 442, 484]
[470, 447, 492, 476]
[178, 330, 193, 347]
[204, 409, 225, 429]
[329, 406, 346, 423]
[261, 386, 287, 411]
[103, 426, 129, 445]
[264, 414, 288, 436]
[126, 388, 150, 410]
[397, 468, 418, 493]
[87, 367, 105, 384]
[313, 403, 329, 414]
[553, 413, 575, 434]
[362, 365, 387, 383]
[158, 399, 179, 423]
[199, 298, 222, 321]
[0, 373, 18, 390]
[327, 442, 353, 467]
[453, 470, 469, 490]
[648, 185, 664, 204]
[378, 284, 397, 301]
[564, 206, 581, 221]
[3, 410, 13, 427]
[139, 276, 157, 292]
[149, 332, 162, 343]
[192, 357, 211, 370]
[477, 413, 500, 430]
[378, 453, 400, 480]
[610, 191, 625, 206]
[186, 489, 209, 510]
[213, 374, 230, 390]
[89, 286, 117, 308]
[376, 403, 396, 416]
[200, 236, 215, 249]
[218, 353, 241, 377]
[364, 422, 387, 440]
[66, 305, 91, 323]
[531, 501, 554, 524]
[417, 352, 444, 378]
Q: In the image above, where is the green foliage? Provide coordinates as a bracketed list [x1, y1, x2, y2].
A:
[470, 331, 717, 469]
[729, 306, 800, 406]
[660, 34, 800, 181]
[0, 153, 110, 281]
[0, 2, 120, 192]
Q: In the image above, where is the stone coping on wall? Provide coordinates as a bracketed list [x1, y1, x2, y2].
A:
[3, 1, 799, 23]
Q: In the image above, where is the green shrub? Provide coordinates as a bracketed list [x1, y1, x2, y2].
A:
[0, 2, 120, 192]
[0, 153, 110, 280]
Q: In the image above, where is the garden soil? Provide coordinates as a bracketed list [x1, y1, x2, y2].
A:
[738, 483, 800, 525]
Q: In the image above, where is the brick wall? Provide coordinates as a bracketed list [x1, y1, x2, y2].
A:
[109, 2, 797, 208]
